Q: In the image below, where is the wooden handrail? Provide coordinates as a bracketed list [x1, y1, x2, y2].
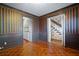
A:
[51, 19, 61, 27]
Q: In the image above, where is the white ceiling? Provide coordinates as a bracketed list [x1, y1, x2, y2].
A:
[5, 3, 73, 16]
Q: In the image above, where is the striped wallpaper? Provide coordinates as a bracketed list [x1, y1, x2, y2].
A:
[0, 6, 22, 34]
[65, 6, 79, 34]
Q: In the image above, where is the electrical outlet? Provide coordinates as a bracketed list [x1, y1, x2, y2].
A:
[4, 42, 7, 45]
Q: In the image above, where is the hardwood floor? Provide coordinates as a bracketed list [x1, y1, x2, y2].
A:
[0, 40, 79, 56]
[52, 39, 62, 46]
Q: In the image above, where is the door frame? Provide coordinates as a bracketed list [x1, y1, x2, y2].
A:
[47, 14, 65, 47]
[23, 16, 32, 42]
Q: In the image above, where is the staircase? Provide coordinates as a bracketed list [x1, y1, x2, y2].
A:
[51, 19, 62, 35]
[51, 19, 61, 27]
[51, 18, 62, 40]
[51, 25, 61, 35]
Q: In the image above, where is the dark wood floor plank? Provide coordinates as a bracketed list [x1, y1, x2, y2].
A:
[0, 40, 79, 56]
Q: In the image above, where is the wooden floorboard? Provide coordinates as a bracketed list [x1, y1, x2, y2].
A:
[0, 40, 79, 56]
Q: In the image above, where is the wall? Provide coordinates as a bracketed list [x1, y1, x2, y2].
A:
[0, 5, 23, 49]
[39, 17, 47, 41]
[39, 4, 79, 50]
[0, 4, 39, 49]
[65, 4, 79, 50]
[32, 18, 39, 42]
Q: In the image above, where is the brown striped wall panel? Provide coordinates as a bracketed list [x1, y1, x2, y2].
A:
[0, 6, 23, 34]
[0, 4, 39, 49]
[0, 6, 23, 49]
[65, 5, 79, 50]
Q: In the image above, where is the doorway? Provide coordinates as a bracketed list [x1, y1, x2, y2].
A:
[23, 17, 32, 42]
[47, 14, 65, 46]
